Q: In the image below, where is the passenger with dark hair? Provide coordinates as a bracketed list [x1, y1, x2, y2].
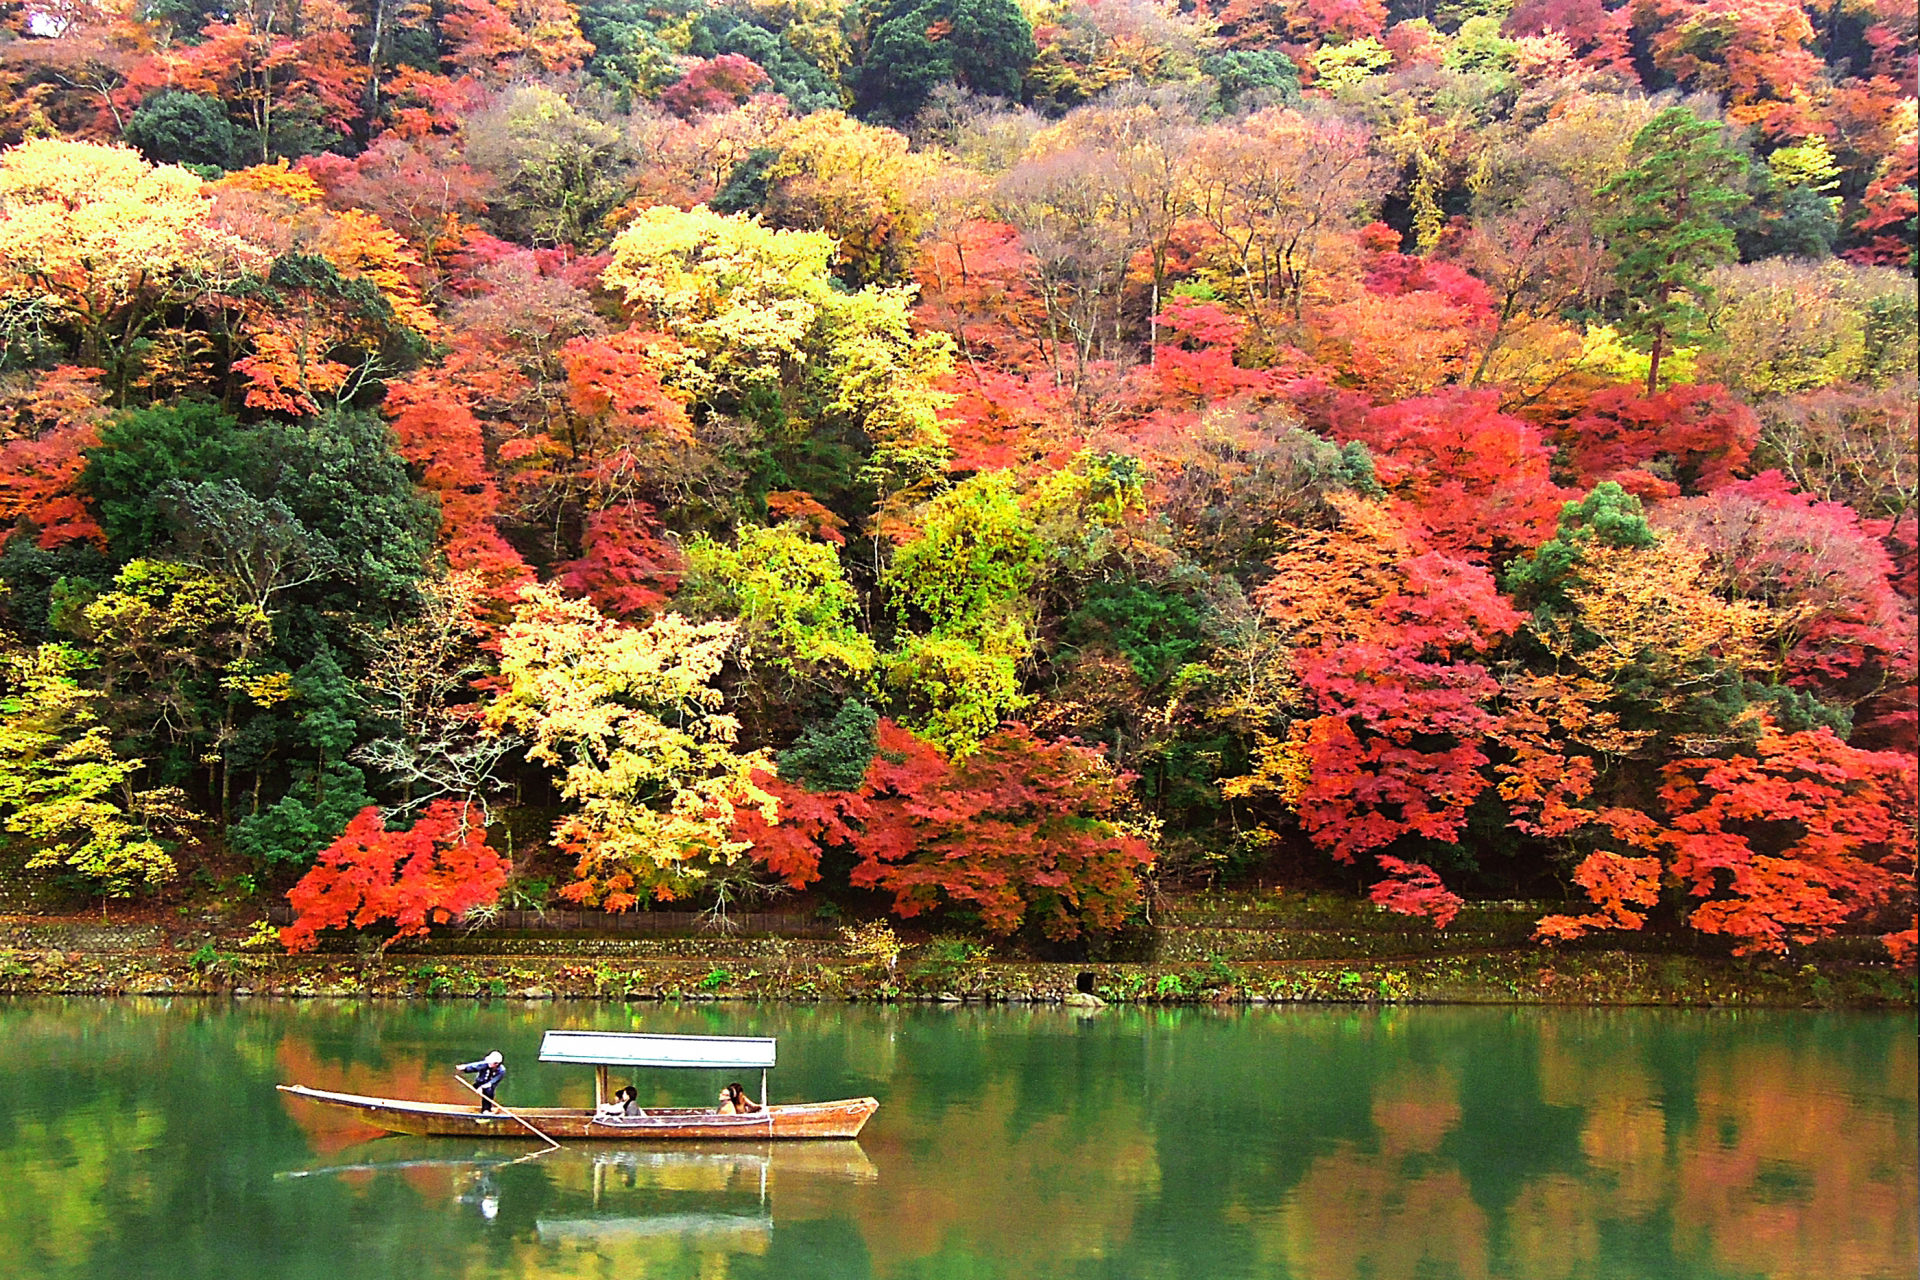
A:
[716, 1082, 760, 1114]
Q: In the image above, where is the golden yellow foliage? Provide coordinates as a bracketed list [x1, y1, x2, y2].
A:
[214, 160, 326, 205]
[601, 204, 953, 501]
[765, 110, 947, 284]
[0, 140, 256, 372]
[487, 585, 776, 908]
[1546, 543, 1774, 701]
[315, 207, 438, 337]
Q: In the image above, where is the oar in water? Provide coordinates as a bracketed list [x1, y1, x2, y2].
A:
[454, 1073, 561, 1150]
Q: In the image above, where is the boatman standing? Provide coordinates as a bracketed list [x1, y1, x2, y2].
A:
[456, 1050, 506, 1112]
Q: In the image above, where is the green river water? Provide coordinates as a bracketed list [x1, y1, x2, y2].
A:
[0, 998, 1912, 1280]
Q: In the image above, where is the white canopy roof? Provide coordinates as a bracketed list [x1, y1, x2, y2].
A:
[539, 1029, 777, 1071]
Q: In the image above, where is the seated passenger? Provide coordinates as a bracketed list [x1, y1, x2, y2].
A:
[716, 1082, 760, 1115]
[595, 1083, 640, 1119]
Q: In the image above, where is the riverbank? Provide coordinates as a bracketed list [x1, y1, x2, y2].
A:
[3, 893, 1912, 1009]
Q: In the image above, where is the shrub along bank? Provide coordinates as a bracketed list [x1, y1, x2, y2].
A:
[2, 893, 1911, 1009]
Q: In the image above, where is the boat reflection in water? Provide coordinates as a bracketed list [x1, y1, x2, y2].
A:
[282, 1139, 876, 1265]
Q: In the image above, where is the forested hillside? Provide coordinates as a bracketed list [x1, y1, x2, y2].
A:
[0, 0, 1913, 960]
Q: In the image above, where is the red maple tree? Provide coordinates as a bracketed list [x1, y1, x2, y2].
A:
[1256, 498, 1522, 873]
[1561, 383, 1757, 500]
[1346, 387, 1566, 564]
[0, 365, 109, 548]
[737, 720, 1154, 939]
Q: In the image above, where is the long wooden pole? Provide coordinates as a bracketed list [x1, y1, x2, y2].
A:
[454, 1073, 561, 1149]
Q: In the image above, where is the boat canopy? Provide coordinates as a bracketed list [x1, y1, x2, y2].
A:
[539, 1030, 778, 1071]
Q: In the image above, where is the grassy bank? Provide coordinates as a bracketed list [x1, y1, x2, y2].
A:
[2, 891, 1912, 1009]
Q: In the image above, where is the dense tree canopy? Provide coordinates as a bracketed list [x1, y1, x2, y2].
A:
[0, 0, 1913, 960]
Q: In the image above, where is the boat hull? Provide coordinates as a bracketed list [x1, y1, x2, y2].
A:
[277, 1084, 878, 1140]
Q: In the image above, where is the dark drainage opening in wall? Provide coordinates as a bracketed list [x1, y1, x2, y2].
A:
[1075, 972, 1096, 995]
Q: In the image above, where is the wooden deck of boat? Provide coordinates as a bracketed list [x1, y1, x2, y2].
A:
[277, 1085, 878, 1140]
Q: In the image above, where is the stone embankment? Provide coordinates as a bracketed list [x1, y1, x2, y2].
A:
[1, 895, 1911, 1008]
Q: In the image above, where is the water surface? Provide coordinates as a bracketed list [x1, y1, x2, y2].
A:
[1, 998, 1912, 1279]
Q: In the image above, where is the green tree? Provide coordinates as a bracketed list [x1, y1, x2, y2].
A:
[1203, 50, 1299, 112]
[1067, 581, 1203, 685]
[578, 0, 696, 100]
[855, 0, 1036, 122]
[1598, 107, 1750, 395]
[254, 410, 436, 647]
[695, 10, 843, 113]
[83, 403, 249, 553]
[80, 405, 431, 852]
[123, 92, 237, 172]
[881, 472, 1044, 751]
[777, 698, 879, 791]
[1503, 482, 1656, 619]
[84, 406, 435, 652]
[227, 647, 374, 867]
[227, 763, 375, 867]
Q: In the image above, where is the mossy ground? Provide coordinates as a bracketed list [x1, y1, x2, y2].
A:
[2, 889, 1911, 1009]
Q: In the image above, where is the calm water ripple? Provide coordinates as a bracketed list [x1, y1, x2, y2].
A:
[0, 998, 1912, 1280]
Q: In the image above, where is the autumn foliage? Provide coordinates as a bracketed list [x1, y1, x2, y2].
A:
[280, 802, 509, 951]
[1251, 497, 1521, 870]
[1536, 727, 1918, 958]
[0, 0, 1911, 963]
[739, 721, 1153, 939]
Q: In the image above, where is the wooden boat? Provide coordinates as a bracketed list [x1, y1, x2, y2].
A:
[276, 1086, 878, 1139]
[278, 1030, 879, 1141]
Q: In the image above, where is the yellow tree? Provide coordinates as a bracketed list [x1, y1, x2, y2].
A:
[1542, 542, 1775, 725]
[1497, 536, 1785, 942]
[74, 559, 279, 819]
[762, 110, 949, 286]
[0, 140, 255, 396]
[679, 521, 876, 685]
[486, 584, 776, 908]
[1497, 535, 1778, 845]
[601, 203, 839, 403]
[0, 641, 177, 897]
[601, 204, 954, 510]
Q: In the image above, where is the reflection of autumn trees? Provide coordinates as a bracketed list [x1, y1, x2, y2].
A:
[274, 1031, 462, 1153]
[0, 1099, 167, 1274]
[1262, 1063, 1490, 1280]
[1175, 1009, 1916, 1280]
[1278, 1153, 1491, 1280]
[1536, 1023, 1668, 1215]
[2, 1003, 1915, 1280]
[1509, 1015, 1918, 1280]
[849, 1012, 1162, 1275]
[1369, 1062, 1462, 1157]
[1675, 1037, 1919, 1280]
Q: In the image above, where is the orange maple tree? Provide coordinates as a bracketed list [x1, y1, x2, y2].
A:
[281, 800, 509, 951]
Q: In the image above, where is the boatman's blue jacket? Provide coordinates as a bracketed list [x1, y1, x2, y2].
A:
[457, 1059, 506, 1090]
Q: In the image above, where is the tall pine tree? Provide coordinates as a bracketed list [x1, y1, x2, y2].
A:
[1599, 107, 1750, 394]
